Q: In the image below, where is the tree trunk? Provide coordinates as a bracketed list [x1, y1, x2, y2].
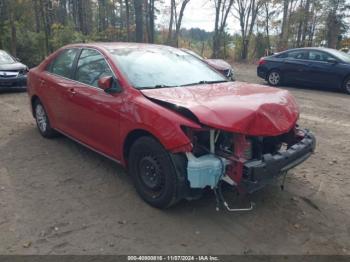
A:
[9, 6, 16, 56]
[125, 0, 131, 41]
[148, 0, 155, 43]
[279, 0, 290, 50]
[301, 0, 310, 46]
[213, 0, 222, 58]
[174, 0, 190, 47]
[134, 0, 144, 43]
[167, 0, 175, 44]
[33, 0, 41, 32]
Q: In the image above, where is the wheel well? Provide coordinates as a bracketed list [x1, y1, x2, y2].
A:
[342, 74, 350, 87]
[123, 129, 158, 165]
[31, 95, 40, 117]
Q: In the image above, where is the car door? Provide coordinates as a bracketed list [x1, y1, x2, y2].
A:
[65, 48, 123, 158]
[305, 50, 340, 87]
[281, 50, 310, 83]
[42, 48, 81, 133]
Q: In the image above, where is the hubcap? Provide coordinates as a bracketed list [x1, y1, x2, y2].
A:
[35, 104, 47, 132]
[269, 72, 280, 85]
[139, 156, 163, 191]
[346, 80, 350, 93]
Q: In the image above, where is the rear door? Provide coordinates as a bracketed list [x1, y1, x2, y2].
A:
[65, 48, 123, 158]
[280, 50, 310, 83]
[42, 48, 81, 133]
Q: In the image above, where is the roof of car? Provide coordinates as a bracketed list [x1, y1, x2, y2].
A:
[282, 47, 336, 53]
[65, 42, 176, 52]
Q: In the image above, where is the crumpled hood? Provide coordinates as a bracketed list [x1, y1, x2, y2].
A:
[141, 82, 299, 136]
[205, 59, 232, 71]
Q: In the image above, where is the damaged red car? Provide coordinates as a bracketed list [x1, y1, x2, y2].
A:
[27, 43, 316, 209]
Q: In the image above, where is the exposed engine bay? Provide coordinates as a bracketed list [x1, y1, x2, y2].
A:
[181, 126, 316, 211]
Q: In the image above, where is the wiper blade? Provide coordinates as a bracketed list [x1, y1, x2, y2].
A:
[180, 80, 228, 87]
[138, 84, 174, 90]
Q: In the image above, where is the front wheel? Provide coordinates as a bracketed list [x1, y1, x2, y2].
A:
[128, 136, 183, 208]
[342, 77, 350, 94]
[267, 70, 282, 86]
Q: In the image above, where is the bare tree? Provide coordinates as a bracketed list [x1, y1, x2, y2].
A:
[213, 0, 234, 58]
[167, 0, 191, 46]
[174, 0, 190, 47]
[232, 0, 263, 60]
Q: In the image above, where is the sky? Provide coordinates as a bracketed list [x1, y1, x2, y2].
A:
[158, 0, 241, 34]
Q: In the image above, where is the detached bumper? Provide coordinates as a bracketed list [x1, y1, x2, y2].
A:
[241, 130, 316, 193]
[0, 75, 27, 89]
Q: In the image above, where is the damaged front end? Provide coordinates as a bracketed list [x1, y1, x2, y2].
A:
[181, 125, 316, 211]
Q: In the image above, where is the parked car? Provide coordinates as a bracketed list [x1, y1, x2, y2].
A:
[27, 43, 316, 209]
[181, 48, 235, 81]
[257, 47, 350, 94]
[0, 50, 28, 90]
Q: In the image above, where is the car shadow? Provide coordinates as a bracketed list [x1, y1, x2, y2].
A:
[0, 86, 27, 94]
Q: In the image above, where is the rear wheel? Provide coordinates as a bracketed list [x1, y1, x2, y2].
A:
[33, 99, 58, 138]
[343, 77, 350, 94]
[128, 136, 183, 208]
[267, 70, 282, 86]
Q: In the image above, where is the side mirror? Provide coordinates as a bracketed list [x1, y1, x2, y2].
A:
[98, 76, 122, 93]
[327, 58, 338, 64]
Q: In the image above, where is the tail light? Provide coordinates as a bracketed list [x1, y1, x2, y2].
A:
[258, 58, 266, 66]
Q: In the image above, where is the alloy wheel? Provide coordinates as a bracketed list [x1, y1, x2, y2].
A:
[35, 104, 47, 133]
[269, 72, 280, 86]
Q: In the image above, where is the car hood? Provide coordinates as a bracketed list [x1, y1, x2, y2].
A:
[141, 82, 299, 136]
[0, 62, 27, 71]
[205, 59, 232, 71]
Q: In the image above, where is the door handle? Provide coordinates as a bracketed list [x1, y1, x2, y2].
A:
[40, 79, 45, 87]
[69, 88, 77, 96]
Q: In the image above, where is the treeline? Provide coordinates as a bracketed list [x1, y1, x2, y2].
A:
[0, 0, 349, 67]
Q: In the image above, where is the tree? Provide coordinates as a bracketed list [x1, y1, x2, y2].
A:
[167, 0, 191, 46]
[324, 0, 349, 48]
[125, 0, 132, 41]
[134, 0, 143, 42]
[213, 0, 234, 58]
[232, 0, 263, 60]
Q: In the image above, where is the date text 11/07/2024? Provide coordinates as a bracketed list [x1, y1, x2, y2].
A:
[127, 255, 220, 261]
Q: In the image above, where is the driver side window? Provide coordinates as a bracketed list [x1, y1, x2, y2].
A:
[75, 49, 113, 88]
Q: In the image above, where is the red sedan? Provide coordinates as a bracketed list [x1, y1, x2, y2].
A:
[27, 43, 316, 209]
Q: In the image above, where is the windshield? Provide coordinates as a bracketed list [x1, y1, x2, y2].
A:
[109, 47, 226, 89]
[0, 50, 15, 64]
[326, 49, 350, 63]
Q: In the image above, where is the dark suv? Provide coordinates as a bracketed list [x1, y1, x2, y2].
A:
[0, 50, 28, 90]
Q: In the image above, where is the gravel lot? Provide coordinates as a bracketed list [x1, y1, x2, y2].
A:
[0, 63, 349, 255]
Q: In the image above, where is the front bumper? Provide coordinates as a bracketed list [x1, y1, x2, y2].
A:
[0, 75, 27, 89]
[241, 130, 316, 193]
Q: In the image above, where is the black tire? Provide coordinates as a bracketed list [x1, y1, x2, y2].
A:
[342, 76, 350, 94]
[33, 99, 59, 138]
[267, 70, 282, 86]
[128, 136, 183, 208]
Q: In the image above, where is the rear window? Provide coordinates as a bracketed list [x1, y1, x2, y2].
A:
[277, 50, 308, 60]
[47, 49, 80, 79]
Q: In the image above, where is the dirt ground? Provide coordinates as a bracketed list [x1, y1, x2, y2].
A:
[0, 63, 349, 255]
